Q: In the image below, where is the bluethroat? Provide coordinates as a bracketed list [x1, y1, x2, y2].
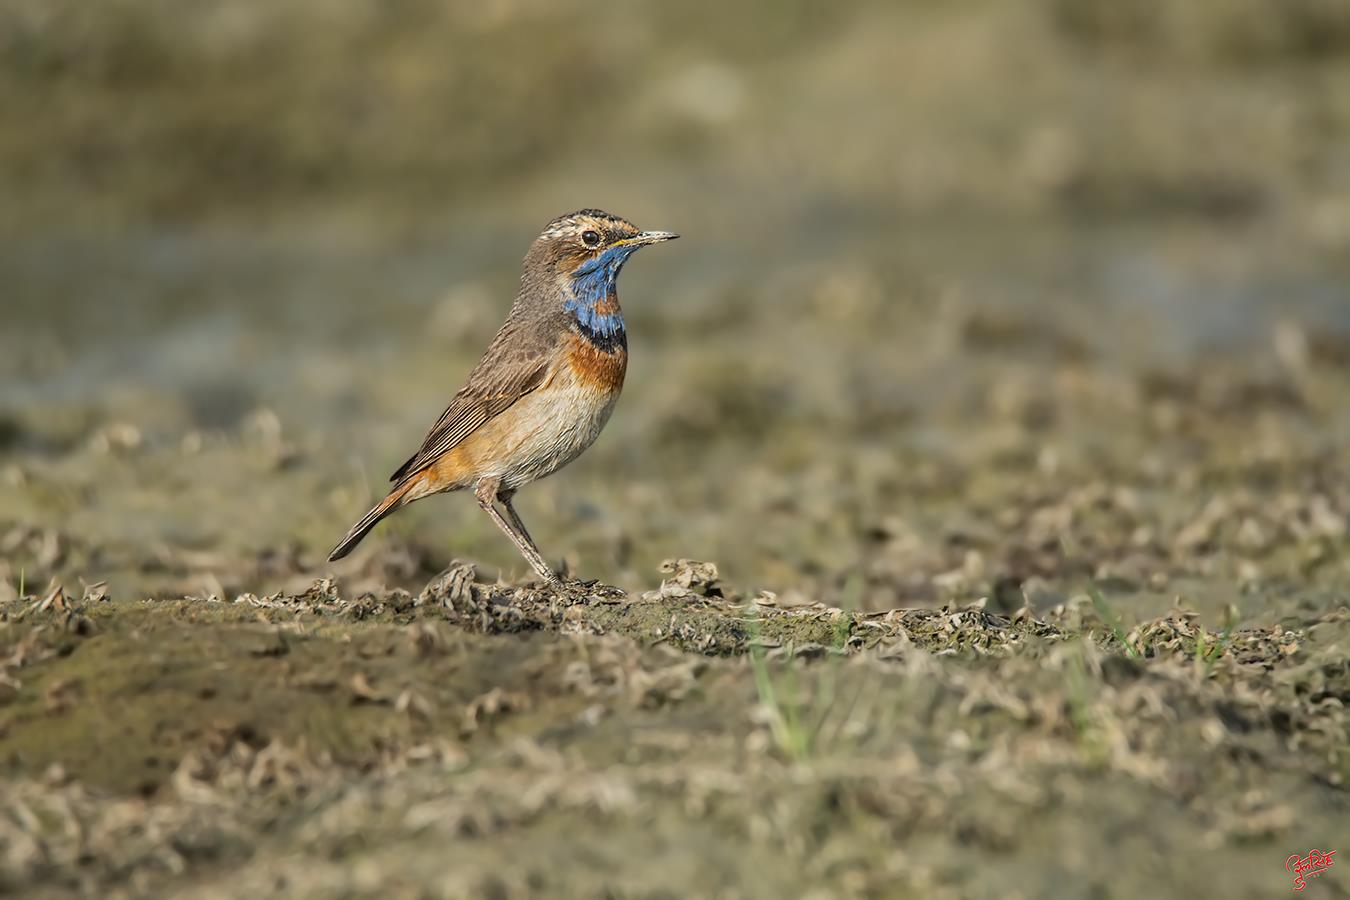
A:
[328, 210, 678, 585]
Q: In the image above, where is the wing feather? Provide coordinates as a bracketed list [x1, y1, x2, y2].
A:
[389, 346, 554, 484]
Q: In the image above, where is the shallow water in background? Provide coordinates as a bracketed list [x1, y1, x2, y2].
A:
[5, 216, 1346, 429]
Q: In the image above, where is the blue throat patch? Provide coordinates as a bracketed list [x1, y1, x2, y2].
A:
[565, 244, 636, 342]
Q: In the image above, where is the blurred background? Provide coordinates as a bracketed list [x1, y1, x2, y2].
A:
[3, 0, 1350, 612]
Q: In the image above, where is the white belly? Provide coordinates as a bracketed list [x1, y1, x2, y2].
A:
[492, 376, 621, 490]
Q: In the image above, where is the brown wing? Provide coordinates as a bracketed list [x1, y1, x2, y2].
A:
[389, 346, 554, 484]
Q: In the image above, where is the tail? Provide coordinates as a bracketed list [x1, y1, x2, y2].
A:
[328, 479, 418, 562]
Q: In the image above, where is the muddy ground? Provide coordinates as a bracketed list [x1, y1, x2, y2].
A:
[3, 0, 1350, 897]
[1, 563, 1347, 898]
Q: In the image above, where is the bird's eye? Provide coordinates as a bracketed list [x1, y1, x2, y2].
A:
[581, 230, 601, 248]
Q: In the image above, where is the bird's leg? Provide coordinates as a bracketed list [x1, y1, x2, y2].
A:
[474, 478, 560, 586]
[504, 488, 616, 596]
[498, 489, 544, 558]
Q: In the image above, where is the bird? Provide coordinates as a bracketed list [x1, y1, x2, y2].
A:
[328, 209, 678, 585]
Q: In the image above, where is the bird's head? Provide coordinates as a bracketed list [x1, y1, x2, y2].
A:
[527, 209, 678, 341]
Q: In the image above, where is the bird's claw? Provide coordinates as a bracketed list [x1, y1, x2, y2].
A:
[540, 577, 626, 601]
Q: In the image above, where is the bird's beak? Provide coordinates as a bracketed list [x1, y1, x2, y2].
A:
[617, 230, 679, 248]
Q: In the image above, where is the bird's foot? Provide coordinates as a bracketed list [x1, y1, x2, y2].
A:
[538, 577, 626, 602]
[573, 578, 626, 599]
